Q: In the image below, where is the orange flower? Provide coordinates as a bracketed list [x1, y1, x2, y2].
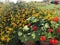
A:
[53, 17, 59, 22]
[40, 36, 46, 41]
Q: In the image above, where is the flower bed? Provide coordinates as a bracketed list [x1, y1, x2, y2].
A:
[0, 2, 60, 45]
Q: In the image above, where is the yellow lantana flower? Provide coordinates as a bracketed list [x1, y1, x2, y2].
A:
[1, 36, 5, 41]
[6, 38, 10, 42]
[8, 28, 13, 31]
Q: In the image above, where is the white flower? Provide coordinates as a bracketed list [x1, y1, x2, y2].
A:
[24, 35, 26, 37]
[41, 24, 44, 25]
[32, 19, 38, 23]
[56, 24, 59, 26]
[44, 23, 49, 28]
[28, 33, 31, 35]
[18, 31, 22, 36]
[23, 25, 29, 31]
[55, 24, 59, 28]
[26, 17, 31, 20]
[41, 27, 44, 30]
[31, 33, 35, 39]
[31, 17, 35, 19]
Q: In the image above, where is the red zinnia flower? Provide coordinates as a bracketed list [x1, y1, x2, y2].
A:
[50, 38, 55, 44]
[57, 28, 60, 32]
[48, 28, 53, 33]
[54, 39, 58, 44]
[54, 0, 59, 5]
[49, 38, 58, 45]
[40, 36, 46, 41]
[27, 23, 31, 27]
[53, 17, 59, 22]
[32, 26, 37, 31]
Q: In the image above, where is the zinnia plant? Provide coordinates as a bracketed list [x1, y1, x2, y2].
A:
[18, 16, 60, 45]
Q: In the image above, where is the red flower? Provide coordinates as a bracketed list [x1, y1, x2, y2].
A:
[54, 39, 58, 44]
[53, 17, 59, 22]
[54, 0, 59, 5]
[48, 28, 53, 33]
[50, 38, 54, 44]
[32, 26, 37, 31]
[26, 23, 31, 27]
[57, 28, 60, 32]
[49, 38, 58, 45]
[40, 36, 46, 41]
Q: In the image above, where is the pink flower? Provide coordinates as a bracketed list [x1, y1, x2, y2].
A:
[57, 28, 60, 32]
[26, 23, 31, 27]
[32, 26, 37, 31]
[48, 28, 53, 33]
[55, 0, 59, 5]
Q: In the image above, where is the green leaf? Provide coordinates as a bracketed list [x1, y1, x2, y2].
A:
[47, 33, 52, 38]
